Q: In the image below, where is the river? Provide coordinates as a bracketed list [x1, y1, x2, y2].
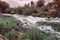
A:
[1, 13, 60, 36]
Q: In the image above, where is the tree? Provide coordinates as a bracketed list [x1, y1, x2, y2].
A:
[0, 1, 9, 12]
[54, 0, 60, 8]
[31, 1, 35, 7]
[36, 0, 45, 8]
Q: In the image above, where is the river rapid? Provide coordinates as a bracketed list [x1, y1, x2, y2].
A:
[1, 13, 60, 36]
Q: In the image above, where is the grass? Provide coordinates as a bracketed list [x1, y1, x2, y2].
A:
[18, 29, 60, 40]
[0, 16, 20, 34]
[0, 16, 19, 28]
[5, 31, 18, 40]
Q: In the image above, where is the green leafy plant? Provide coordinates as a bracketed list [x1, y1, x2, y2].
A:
[5, 31, 18, 40]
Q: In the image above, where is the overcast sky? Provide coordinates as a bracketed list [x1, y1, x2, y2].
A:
[1, 0, 53, 8]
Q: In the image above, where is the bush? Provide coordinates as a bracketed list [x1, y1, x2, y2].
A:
[38, 6, 48, 16]
[5, 8, 16, 14]
[16, 6, 37, 15]
[5, 31, 18, 40]
[16, 7, 23, 14]
[21, 7, 34, 15]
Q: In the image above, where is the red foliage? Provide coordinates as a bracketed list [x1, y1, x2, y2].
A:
[36, 0, 45, 10]
[54, 0, 60, 8]
[47, 2, 57, 10]
[0, 1, 9, 12]
[37, 0, 45, 7]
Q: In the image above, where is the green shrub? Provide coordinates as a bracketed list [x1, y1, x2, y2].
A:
[21, 7, 35, 15]
[16, 7, 23, 14]
[5, 31, 18, 40]
[38, 6, 48, 16]
[16, 6, 37, 15]
[5, 8, 16, 14]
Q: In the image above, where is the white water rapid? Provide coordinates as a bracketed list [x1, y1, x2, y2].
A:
[1, 13, 60, 36]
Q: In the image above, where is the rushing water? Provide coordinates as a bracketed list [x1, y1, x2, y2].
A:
[1, 13, 60, 36]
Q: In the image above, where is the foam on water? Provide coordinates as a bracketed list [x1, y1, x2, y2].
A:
[1, 13, 60, 36]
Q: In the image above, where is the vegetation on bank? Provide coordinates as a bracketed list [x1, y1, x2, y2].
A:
[0, 16, 19, 34]
[0, 16, 19, 40]
[0, 0, 60, 18]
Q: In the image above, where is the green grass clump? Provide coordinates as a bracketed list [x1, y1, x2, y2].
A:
[0, 16, 20, 34]
[18, 29, 60, 40]
[0, 16, 19, 30]
[5, 31, 18, 40]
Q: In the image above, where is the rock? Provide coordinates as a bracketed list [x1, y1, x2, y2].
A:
[0, 34, 9, 40]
